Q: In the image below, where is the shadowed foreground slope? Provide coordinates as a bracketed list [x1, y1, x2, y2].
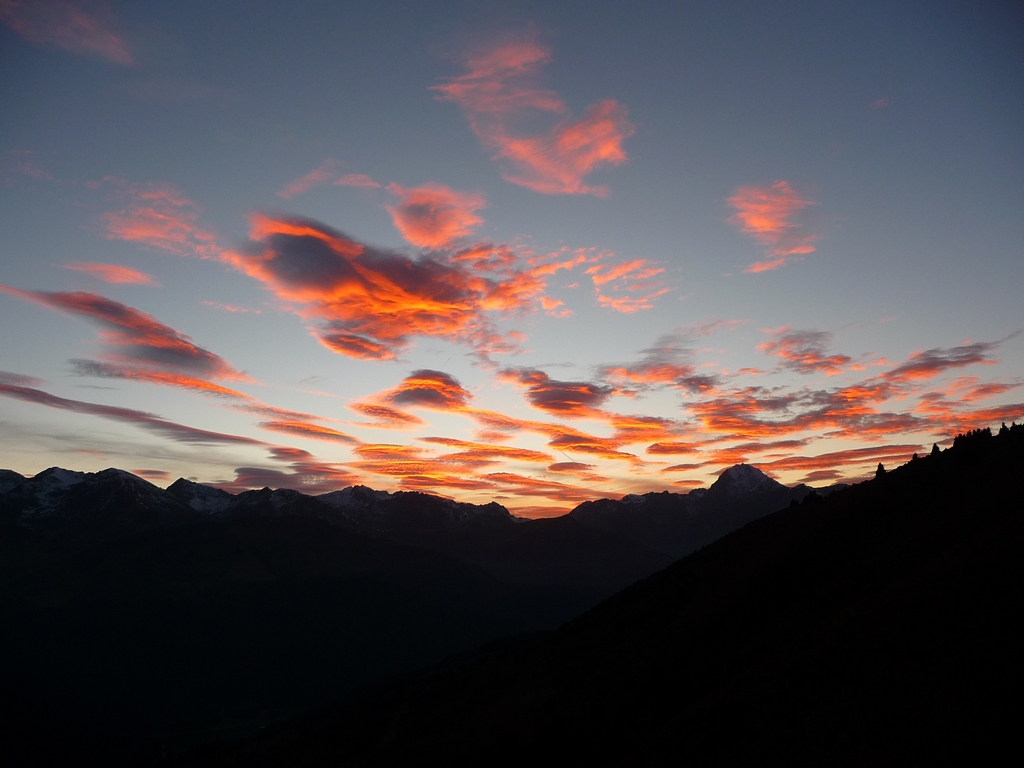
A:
[211, 425, 1024, 766]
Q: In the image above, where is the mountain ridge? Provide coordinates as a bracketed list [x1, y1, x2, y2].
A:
[217, 424, 1022, 766]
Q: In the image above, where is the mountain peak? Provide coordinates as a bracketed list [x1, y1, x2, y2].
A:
[34, 466, 87, 487]
[709, 464, 785, 498]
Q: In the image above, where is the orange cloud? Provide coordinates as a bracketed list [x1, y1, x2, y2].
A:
[495, 100, 636, 196]
[647, 442, 698, 455]
[132, 468, 170, 481]
[586, 258, 669, 313]
[729, 181, 818, 272]
[386, 369, 472, 410]
[386, 183, 486, 248]
[348, 401, 426, 429]
[278, 159, 344, 199]
[601, 328, 732, 394]
[499, 367, 613, 418]
[608, 414, 687, 445]
[222, 215, 533, 360]
[433, 39, 634, 195]
[0, 0, 133, 64]
[98, 178, 220, 259]
[258, 420, 360, 444]
[419, 436, 552, 465]
[758, 327, 852, 376]
[64, 262, 157, 285]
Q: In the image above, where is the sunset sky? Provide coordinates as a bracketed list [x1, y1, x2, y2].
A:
[2, 1, 1022, 517]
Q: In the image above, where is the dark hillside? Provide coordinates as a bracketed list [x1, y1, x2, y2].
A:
[216, 424, 1024, 766]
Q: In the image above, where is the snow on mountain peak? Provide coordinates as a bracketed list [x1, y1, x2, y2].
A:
[37, 467, 87, 487]
[711, 464, 784, 497]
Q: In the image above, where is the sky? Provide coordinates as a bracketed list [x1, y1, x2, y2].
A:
[1, 0, 1022, 517]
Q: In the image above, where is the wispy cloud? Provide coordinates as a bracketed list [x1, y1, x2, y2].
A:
[758, 327, 851, 376]
[0, 0, 134, 64]
[97, 177, 220, 259]
[335, 173, 382, 189]
[277, 158, 344, 199]
[202, 301, 261, 314]
[586, 258, 670, 313]
[2, 149, 52, 185]
[278, 162, 384, 198]
[883, 340, 1003, 383]
[433, 37, 635, 195]
[0, 380, 264, 446]
[386, 183, 486, 248]
[64, 262, 157, 285]
[0, 370, 45, 387]
[728, 181, 818, 272]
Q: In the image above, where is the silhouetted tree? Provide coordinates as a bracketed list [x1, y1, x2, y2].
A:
[932, 444, 941, 456]
[876, 463, 886, 478]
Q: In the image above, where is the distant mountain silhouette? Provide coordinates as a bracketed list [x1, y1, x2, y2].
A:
[0, 461, 794, 763]
[569, 463, 823, 556]
[209, 424, 1024, 766]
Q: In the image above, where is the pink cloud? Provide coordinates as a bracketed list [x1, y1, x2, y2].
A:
[98, 177, 220, 259]
[586, 258, 669, 313]
[433, 38, 634, 195]
[0, 0, 133, 64]
[277, 159, 344, 199]
[386, 183, 486, 248]
[729, 181, 819, 272]
[278, 162, 383, 198]
[64, 262, 157, 285]
[335, 173, 382, 188]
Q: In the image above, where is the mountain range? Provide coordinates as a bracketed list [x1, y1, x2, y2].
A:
[0, 459, 818, 763]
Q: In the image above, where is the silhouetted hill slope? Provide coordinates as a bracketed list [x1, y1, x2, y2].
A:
[568, 463, 816, 556]
[219, 425, 1024, 766]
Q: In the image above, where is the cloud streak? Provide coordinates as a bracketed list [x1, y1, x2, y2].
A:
[64, 262, 157, 285]
[0, 0, 133, 64]
[0, 286, 247, 380]
[0, 381, 263, 446]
